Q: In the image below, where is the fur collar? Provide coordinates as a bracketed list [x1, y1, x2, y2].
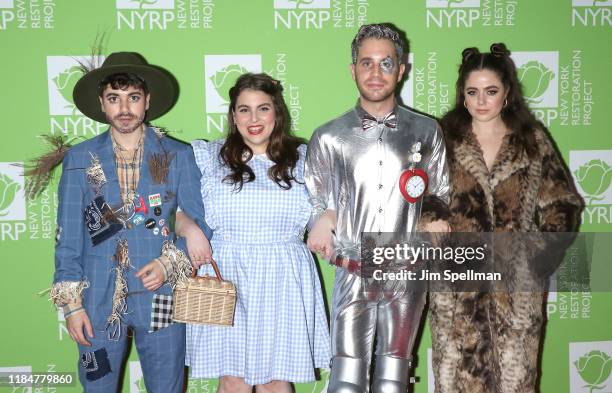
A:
[453, 130, 539, 226]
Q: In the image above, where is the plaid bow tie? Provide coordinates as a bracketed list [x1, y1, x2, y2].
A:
[361, 112, 397, 131]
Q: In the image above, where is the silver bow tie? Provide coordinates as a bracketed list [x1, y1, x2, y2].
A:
[361, 112, 397, 131]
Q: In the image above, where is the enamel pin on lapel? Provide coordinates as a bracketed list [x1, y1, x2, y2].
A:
[148, 193, 162, 207]
[399, 141, 428, 203]
[134, 195, 148, 215]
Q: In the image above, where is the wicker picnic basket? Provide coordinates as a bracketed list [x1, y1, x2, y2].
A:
[172, 259, 236, 326]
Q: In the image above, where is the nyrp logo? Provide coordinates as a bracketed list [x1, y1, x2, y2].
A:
[204, 55, 262, 134]
[426, 0, 481, 28]
[116, 0, 174, 9]
[569, 341, 612, 393]
[426, 0, 518, 28]
[0, 366, 32, 393]
[426, 0, 480, 8]
[0, 0, 55, 30]
[570, 150, 612, 226]
[513, 50, 592, 128]
[0, 163, 27, 241]
[204, 55, 262, 114]
[47, 57, 87, 116]
[116, 0, 176, 30]
[274, 0, 331, 29]
[47, 56, 107, 136]
[513, 52, 559, 109]
[572, 0, 612, 26]
[129, 361, 146, 393]
[570, 151, 612, 206]
[0, 163, 25, 221]
[116, 0, 214, 29]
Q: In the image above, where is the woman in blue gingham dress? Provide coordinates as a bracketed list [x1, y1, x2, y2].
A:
[184, 74, 330, 391]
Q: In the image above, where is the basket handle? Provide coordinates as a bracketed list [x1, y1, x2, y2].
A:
[192, 258, 224, 281]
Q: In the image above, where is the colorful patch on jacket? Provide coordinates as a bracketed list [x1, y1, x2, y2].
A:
[84, 196, 122, 246]
[81, 348, 112, 381]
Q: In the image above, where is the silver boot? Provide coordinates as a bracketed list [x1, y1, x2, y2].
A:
[328, 356, 369, 393]
[371, 355, 412, 393]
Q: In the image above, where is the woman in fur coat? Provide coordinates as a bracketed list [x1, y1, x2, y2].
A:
[429, 43, 583, 393]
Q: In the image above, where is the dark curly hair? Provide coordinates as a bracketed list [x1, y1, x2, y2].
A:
[441, 43, 540, 159]
[219, 73, 305, 191]
[97, 72, 149, 97]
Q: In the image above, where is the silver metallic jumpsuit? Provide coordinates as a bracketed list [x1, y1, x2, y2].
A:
[305, 103, 450, 393]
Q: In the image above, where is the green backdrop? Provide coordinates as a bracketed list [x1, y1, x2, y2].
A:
[0, 1, 611, 392]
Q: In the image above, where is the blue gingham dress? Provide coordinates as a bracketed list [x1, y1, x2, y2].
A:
[186, 140, 331, 385]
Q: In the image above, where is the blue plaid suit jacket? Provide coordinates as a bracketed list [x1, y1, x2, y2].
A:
[54, 127, 212, 330]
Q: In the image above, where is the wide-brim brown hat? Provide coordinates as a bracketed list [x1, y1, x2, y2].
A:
[73, 52, 178, 124]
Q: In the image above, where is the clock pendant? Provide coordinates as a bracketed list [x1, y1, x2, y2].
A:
[399, 168, 428, 203]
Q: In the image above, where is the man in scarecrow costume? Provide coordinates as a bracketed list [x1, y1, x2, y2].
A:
[305, 24, 450, 393]
[49, 52, 212, 392]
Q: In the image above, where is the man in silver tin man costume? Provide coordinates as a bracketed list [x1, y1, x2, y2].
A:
[305, 24, 450, 393]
